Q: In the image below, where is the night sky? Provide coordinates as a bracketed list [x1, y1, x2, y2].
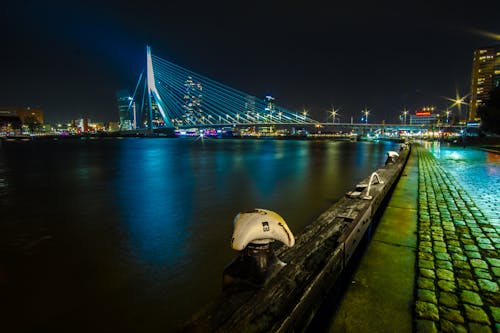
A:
[2, 0, 500, 124]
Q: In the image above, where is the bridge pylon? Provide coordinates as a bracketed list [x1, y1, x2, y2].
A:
[146, 45, 174, 129]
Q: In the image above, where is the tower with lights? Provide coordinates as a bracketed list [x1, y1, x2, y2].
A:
[264, 95, 275, 122]
[182, 76, 204, 125]
[116, 89, 133, 130]
[469, 45, 500, 121]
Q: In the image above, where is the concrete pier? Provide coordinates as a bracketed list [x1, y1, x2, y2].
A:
[326, 143, 418, 332]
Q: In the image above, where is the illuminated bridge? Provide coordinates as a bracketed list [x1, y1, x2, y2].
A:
[125, 46, 319, 130]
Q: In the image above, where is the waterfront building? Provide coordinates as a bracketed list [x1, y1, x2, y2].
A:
[264, 95, 275, 121]
[149, 99, 167, 127]
[89, 122, 106, 132]
[108, 122, 120, 132]
[116, 89, 133, 130]
[244, 96, 257, 121]
[258, 125, 276, 135]
[409, 107, 438, 126]
[469, 45, 500, 121]
[182, 76, 204, 125]
[0, 110, 21, 134]
[0, 107, 44, 134]
[72, 118, 89, 133]
[0, 106, 44, 124]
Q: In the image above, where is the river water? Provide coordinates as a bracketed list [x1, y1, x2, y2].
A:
[0, 137, 398, 332]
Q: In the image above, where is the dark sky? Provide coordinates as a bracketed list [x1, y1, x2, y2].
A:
[1, 0, 500, 123]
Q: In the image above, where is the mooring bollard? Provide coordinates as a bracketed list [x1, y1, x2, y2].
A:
[385, 151, 400, 165]
[362, 172, 384, 200]
[222, 208, 295, 291]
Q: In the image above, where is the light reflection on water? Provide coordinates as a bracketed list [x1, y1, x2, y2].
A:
[0, 138, 398, 332]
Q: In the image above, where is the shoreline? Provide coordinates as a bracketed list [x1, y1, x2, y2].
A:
[1, 133, 499, 148]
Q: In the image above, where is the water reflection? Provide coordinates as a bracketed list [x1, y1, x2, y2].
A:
[117, 140, 189, 268]
[0, 138, 399, 332]
[112, 138, 400, 330]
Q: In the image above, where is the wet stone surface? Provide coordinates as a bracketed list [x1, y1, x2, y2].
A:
[414, 146, 500, 332]
[440, 319, 467, 333]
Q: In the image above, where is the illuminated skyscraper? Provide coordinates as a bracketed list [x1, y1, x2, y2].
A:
[469, 45, 500, 121]
[182, 76, 203, 125]
[116, 89, 133, 130]
[264, 95, 275, 122]
[244, 96, 257, 121]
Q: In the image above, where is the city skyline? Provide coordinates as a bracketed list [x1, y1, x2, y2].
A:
[1, 1, 500, 123]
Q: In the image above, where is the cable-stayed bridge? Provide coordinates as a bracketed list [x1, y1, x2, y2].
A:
[126, 46, 319, 130]
[123, 46, 470, 137]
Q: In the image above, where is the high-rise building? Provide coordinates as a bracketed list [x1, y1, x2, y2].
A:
[182, 76, 203, 125]
[116, 89, 133, 130]
[469, 45, 500, 121]
[263, 95, 276, 122]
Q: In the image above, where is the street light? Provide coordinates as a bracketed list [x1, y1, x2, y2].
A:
[362, 108, 370, 124]
[446, 91, 469, 123]
[329, 107, 339, 124]
[401, 108, 409, 125]
[445, 109, 451, 124]
[302, 109, 308, 121]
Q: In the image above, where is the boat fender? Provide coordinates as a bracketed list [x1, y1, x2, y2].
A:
[231, 208, 295, 251]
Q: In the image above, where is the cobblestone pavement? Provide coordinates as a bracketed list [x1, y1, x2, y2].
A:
[415, 146, 500, 333]
[424, 142, 500, 223]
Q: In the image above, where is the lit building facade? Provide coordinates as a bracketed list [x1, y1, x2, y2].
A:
[116, 89, 133, 130]
[73, 118, 89, 132]
[244, 96, 257, 122]
[0, 107, 44, 134]
[150, 100, 166, 127]
[264, 95, 276, 121]
[409, 107, 438, 125]
[108, 122, 121, 132]
[0, 107, 44, 124]
[469, 45, 500, 121]
[182, 76, 203, 125]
